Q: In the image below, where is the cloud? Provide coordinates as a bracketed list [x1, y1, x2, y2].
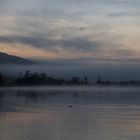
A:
[0, 35, 101, 53]
[0, 0, 140, 61]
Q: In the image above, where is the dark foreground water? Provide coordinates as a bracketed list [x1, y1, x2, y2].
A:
[0, 87, 140, 140]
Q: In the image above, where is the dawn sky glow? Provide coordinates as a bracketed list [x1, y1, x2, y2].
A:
[0, 0, 140, 61]
[1, 0, 140, 80]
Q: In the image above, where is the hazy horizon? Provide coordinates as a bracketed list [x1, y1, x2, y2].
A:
[0, 0, 140, 79]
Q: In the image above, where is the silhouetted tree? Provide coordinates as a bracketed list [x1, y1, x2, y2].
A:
[0, 73, 4, 85]
[96, 77, 102, 84]
[84, 77, 88, 84]
[71, 77, 80, 85]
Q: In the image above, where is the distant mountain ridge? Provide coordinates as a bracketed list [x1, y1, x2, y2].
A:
[0, 52, 34, 65]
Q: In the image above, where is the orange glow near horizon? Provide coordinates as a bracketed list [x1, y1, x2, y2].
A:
[0, 43, 59, 59]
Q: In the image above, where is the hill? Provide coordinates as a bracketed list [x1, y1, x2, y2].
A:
[0, 52, 34, 65]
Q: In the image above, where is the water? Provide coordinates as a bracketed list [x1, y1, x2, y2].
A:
[0, 87, 140, 140]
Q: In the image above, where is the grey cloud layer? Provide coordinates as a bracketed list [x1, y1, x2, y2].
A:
[0, 35, 101, 52]
[0, 0, 139, 18]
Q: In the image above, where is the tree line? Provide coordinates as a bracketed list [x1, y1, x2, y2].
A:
[0, 71, 89, 86]
[1, 71, 140, 86]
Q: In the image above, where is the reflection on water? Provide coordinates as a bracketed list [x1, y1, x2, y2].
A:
[0, 87, 140, 140]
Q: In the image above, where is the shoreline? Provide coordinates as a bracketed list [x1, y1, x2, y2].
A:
[1, 85, 140, 91]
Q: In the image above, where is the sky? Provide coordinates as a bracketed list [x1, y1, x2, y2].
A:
[0, 0, 140, 79]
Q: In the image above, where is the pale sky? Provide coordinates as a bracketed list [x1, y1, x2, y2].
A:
[0, 0, 140, 61]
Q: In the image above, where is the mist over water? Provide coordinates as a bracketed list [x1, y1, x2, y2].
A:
[0, 87, 140, 140]
[1, 60, 140, 80]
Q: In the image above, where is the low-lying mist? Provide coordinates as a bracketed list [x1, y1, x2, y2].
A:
[1, 59, 140, 80]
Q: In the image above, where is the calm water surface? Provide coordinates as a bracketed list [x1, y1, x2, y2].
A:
[0, 87, 140, 140]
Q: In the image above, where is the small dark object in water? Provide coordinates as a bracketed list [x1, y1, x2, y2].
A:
[68, 105, 73, 108]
